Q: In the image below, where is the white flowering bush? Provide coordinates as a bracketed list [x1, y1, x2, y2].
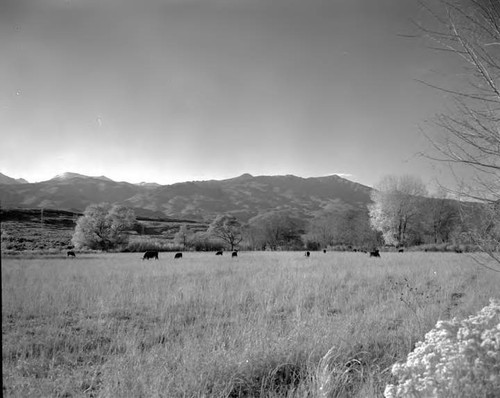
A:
[385, 299, 500, 398]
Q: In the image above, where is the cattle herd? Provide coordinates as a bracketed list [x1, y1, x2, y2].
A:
[66, 246, 460, 260]
[142, 248, 384, 260]
[144, 248, 463, 260]
[140, 250, 239, 260]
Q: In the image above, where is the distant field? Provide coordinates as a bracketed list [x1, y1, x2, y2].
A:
[2, 251, 499, 397]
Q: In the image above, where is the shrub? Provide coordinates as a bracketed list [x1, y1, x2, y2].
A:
[384, 299, 500, 398]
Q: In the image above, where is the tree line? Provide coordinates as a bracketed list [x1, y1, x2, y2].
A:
[70, 179, 497, 253]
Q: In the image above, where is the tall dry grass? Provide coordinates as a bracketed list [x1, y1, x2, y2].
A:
[2, 251, 499, 397]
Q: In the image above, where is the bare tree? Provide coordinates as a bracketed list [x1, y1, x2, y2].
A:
[208, 215, 243, 251]
[305, 214, 337, 249]
[425, 189, 460, 244]
[306, 209, 381, 250]
[417, 0, 500, 269]
[247, 211, 305, 251]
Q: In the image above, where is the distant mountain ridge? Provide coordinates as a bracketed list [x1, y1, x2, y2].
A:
[0, 173, 29, 185]
[0, 172, 373, 222]
[49, 172, 114, 182]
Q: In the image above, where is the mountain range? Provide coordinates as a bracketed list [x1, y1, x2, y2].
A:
[0, 172, 373, 222]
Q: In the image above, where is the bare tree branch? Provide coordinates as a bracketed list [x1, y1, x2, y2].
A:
[417, 0, 500, 270]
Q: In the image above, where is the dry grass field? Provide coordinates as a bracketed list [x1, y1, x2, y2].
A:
[2, 251, 499, 397]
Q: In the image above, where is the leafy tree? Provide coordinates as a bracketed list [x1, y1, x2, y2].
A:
[72, 203, 136, 251]
[369, 175, 428, 247]
[208, 215, 243, 251]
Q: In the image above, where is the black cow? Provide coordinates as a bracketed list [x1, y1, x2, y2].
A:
[231, 251, 238, 258]
[215, 251, 223, 256]
[455, 249, 463, 253]
[369, 249, 380, 258]
[305, 251, 310, 257]
[323, 249, 327, 253]
[67, 251, 76, 257]
[143, 251, 159, 260]
[398, 248, 404, 253]
[174, 252, 183, 259]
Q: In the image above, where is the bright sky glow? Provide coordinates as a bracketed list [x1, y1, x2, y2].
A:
[0, 0, 463, 188]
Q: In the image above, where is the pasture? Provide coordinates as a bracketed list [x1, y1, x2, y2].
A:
[2, 251, 499, 397]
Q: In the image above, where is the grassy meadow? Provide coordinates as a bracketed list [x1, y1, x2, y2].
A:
[2, 251, 500, 397]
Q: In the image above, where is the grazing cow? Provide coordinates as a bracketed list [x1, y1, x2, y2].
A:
[323, 249, 326, 253]
[215, 251, 223, 256]
[143, 251, 159, 260]
[174, 252, 183, 259]
[232, 251, 238, 258]
[455, 249, 463, 253]
[305, 251, 310, 257]
[369, 249, 381, 258]
[67, 251, 76, 257]
[398, 248, 404, 253]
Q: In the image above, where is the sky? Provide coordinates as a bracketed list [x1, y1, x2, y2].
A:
[0, 0, 465, 189]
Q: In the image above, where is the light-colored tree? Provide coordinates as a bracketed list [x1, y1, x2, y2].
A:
[418, 0, 500, 268]
[208, 215, 243, 251]
[369, 175, 428, 247]
[71, 203, 136, 251]
[173, 224, 193, 250]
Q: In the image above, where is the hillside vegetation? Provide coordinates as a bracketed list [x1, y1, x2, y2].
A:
[3, 251, 499, 397]
[0, 208, 206, 253]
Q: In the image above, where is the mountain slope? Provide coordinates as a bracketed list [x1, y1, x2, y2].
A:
[0, 174, 144, 214]
[0, 173, 373, 221]
[0, 173, 29, 185]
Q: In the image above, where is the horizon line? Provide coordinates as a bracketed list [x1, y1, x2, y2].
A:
[0, 171, 363, 186]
